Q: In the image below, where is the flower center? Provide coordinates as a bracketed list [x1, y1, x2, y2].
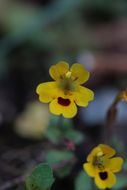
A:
[99, 171, 108, 180]
[93, 153, 105, 170]
[58, 97, 71, 106]
[59, 78, 75, 94]
[58, 71, 76, 94]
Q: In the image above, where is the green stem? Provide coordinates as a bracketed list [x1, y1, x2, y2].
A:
[103, 99, 118, 144]
[56, 115, 64, 130]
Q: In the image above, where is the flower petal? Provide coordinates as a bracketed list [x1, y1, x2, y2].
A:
[95, 170, 116, 189]
[86, 144, 115, 162]
[49, 98, 77, 118]
[74, 86, 94, 107]
[49, 61, 69, 81]
[87, 146, 102, 162]
[83, 163, 95, 177]
[99, 144, 116, 158]
[36, 82, 58, 103]
[71, 63, 90, 84]
[108, 157, 123, 173]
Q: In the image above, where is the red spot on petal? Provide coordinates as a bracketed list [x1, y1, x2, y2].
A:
[58, 97, 71, 106]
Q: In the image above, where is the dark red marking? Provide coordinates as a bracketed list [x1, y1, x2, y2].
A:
[99, 172, 108, 180]
[58, 97, 71, 106]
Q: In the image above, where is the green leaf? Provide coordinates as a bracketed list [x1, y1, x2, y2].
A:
[44, 116, 62, 144]
[75, 171, 91, 190]
[49, 115, 73, 129]
[45, 150, 75, 178]
[45, 126, 62, 144]
[46, 150, 74, 164]
[64, 129, 84, 144]
[45, 115, 73, 144]
[26, 163, 55, 190]
[113, 174, 127, 190]
[62, 118, 73, 129]
[45, 115, 85, 145]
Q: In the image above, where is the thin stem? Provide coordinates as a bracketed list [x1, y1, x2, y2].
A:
[103, 99, 118, 144]
[57, 115, 63, 129]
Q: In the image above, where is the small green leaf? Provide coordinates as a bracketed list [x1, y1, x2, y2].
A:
[45, 127, 62, 144]
[62, 118, 73, 129]
[26, 163, 55, 190]
[64, 129, 84, 144]
[45, 115, 73, 144]
[44, 116, 62, 144]
[45, 150, 74, 165]
[75, 171, 91, 190]
[45, 115, 84, 145]
[49, 115, 73, 130]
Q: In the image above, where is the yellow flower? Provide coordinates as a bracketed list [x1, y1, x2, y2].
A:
[83, 144, 123, 189]
[118, 89, 127, 101]
[36, 61, 94, 118]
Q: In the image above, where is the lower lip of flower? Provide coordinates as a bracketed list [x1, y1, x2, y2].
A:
[99, 171, 108, 180]
[58, 97, 71, 106]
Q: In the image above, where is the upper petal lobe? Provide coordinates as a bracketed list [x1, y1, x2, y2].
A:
[49, 61, 69, 81]
[71, 63, 90, 84]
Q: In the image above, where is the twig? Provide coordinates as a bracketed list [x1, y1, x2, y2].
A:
[103, 89, 127, 143]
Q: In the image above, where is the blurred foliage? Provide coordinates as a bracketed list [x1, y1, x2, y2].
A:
[64, 128, 84, 145]
[0, 0, 127, 78]
[111, 135, 125, 155]
[75, 171, 92, 190]
[45, 116, 84, 144]
[45, 150, 75, 178]
[113, 174, 127, 190]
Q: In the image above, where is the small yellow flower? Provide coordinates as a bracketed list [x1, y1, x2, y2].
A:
[118, 89, 127, 101]
[36, 61, 94, 118]
[83, 144, 123, 189]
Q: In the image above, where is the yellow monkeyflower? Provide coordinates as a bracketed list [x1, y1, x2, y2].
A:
[118, 89, 127, 101]
[83, 144, 123, 189]
[36, 61, 94, 118]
